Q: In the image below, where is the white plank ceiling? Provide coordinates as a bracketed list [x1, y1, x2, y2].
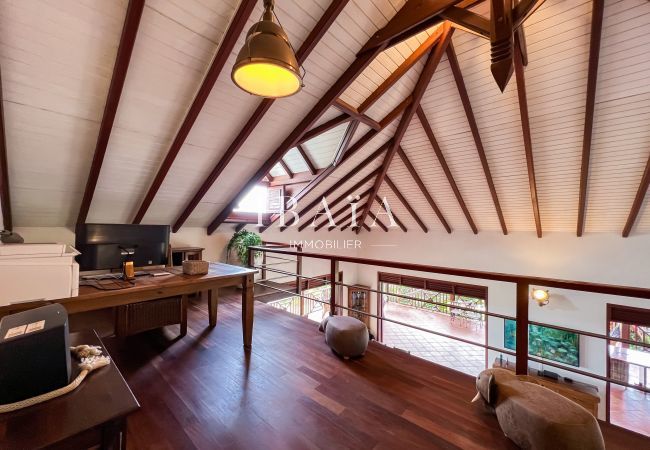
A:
[0, 0, 649, 236]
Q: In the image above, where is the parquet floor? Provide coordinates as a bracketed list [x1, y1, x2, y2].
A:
[87, 289, 650, 449]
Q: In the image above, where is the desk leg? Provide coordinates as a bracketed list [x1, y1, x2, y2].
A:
[101, 417, 126, 450]
[242, 273, 254, 348]
[180, 294, 189, 337]
[208, 288, 218, 327]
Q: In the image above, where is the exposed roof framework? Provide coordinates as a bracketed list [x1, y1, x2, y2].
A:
[0, 0, 649, 237]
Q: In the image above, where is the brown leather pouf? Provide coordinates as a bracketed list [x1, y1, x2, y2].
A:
[319, 316, 368, 358]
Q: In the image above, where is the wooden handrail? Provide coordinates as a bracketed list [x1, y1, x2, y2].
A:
[248, 246, 650, 300]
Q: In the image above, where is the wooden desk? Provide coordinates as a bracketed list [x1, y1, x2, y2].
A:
[0, 331, 139, 449]
[0, 263, 258, 347]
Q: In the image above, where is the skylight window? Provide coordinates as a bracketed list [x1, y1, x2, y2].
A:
[234, 185, 269, 213]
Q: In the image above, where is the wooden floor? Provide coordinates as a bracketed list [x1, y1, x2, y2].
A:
[91, 289, 649, 449]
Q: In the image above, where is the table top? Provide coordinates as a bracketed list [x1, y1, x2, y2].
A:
[0, 330, 139, 449]
[74, 262, 256, 298]
[609, 345, 650, 369]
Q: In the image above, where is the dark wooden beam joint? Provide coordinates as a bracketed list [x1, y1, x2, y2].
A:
[441, 6, 490, 39]
[333, 99, 381, 130]
[490, 0, 515, 92]
[76, 0, 145, 225]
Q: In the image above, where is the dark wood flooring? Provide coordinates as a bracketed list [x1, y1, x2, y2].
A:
[82, 289, 649, 449]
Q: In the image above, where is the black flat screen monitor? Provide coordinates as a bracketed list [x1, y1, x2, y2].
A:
[75, 224, 169, 271]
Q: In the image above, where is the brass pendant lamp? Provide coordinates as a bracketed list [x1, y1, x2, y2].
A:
[232, 0, 303, 98]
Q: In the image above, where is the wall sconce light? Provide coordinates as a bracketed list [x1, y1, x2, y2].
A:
[531, 288, 550, 307]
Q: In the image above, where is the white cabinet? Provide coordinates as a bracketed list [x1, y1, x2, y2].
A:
[0, 244, 79, 306]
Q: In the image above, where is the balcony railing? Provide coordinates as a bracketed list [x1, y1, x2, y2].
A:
[248, 243, 650, 386]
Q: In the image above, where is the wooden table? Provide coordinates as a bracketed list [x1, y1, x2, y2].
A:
[0, 331, 139, 449]
[0, 263, 258, 347]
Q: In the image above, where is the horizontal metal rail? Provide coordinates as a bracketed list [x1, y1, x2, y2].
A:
[253, 265, 331, 285]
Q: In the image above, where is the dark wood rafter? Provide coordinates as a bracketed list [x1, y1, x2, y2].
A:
[76, 0, 145, 225]
[513, 0, 546, 29]
[367, 210, 389, 232]
[357, 24, 454, 233]
[332, 120, 360, 165]
[316, 187, 372, 231]
[490, 0, 515, 92]
[297, 171, 379, 232]
[333, 99, 381, 130]
[576, 0, 604, 237]
[331, 204, 367, 231]
[359, 0, 462, 54]
[440, 6, 490, 39]
[385, 175, 428, 232]
[170, 0, 349, 233]
[0, 66, 11, 230]
[446, 41, 506, 234]
[279, 159, 294, 179]
[416, 106, 478, 234]
[622, 154, 650, 238]
[132, 0, 257, 224]
[299, 114, 351, 145]
[296, 144, 317, 175]
[266, 172, 275, 182]
[268, 169, 326, 187]
[397, 146, 451, 232]
[259, 100, 406, 232]
[374, 194, 408, 232]
[513, 33, 542, 238]
[235, 223, 247, 232]
[357, 27, 444, 113]
[207, 44, 389, 235]
[283, 157, 384, 232]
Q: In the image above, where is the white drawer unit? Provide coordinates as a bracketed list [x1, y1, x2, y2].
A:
[0, 244, 80, 306]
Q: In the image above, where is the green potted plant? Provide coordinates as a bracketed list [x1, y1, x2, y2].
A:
[226, 229, 262, 267]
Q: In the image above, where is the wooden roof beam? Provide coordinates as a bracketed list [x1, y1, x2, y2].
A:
[279, 159, 294, 179]
[374, 194, 408, 232]
[296, 144, 317, 175]
[331, 203, 367, 231]
[513, 33, 542, 238]
[577, 0, 604, 237]
[76, 0, 145, 225]
[0, 66, 11, 231]
[357, 24, 453, 234]
[397, 146, 451, 232]
[235, 223, 247, 232]
[359, 0, 462, 54]
[170, 0, 349, 233]
[513, 0, 546, 29]
[332, 120, 360, 165]
[441, 6, 490, 39]
[333, 99, 381, 130]
[447, 41, 506, 234]
[258, 100, 407, 232]
[316, 187, 372, 231]
[299, 114, 351, 145]
[357, 27, 444, 113]
[416, 106, 477, 234]
[367, 210, 389, 232]
[298, 173, 378, 231]
[132, 0, 257, 224]
[385, 175, 428, 232]
[490, 0, 515, 92]
[622, 154, 650, 238]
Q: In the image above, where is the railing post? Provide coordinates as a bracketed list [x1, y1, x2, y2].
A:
[247, 245, 255, 268]
[330, 258, 338, 315]
[297, 245, 303, 316]
[261, 241, 267, 281]
[516, 282, 529, 375]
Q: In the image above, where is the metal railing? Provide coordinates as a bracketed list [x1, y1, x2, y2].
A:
[247, 244, 650, 427]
